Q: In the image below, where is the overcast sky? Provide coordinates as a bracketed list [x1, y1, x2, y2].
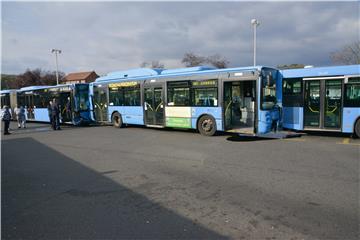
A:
[2, 1, 359, 75]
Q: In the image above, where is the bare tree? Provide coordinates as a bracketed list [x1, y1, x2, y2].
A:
[206, 54, 229, 68]
[330, 41, 360, 65]
[140, 60, 165, 69]
[181, 52, 206, 67]
[7, 69, 65, 89]
[277, 64, 305, 70]
[182, 52, 229, 68]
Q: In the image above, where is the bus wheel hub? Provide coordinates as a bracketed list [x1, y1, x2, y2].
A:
[202, 119, 213, 132]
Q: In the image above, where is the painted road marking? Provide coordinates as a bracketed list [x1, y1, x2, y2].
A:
[336, 138, 360, 146]
[283, 138, 306, 142]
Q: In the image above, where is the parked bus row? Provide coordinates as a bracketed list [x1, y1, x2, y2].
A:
[1, 64, 359, 137]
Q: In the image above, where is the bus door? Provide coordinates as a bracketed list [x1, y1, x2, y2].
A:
[304, 78, 343, 130]
[58, 92, 72, 123]
[144, 83, 164, 126]
[25, 94, 35, 119]
[93, 85, 108, 122]
[224, 80, 256, 133]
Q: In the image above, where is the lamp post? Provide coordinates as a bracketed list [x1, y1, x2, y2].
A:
[251, 19, 260, 66]
[51, 49, 62, 85]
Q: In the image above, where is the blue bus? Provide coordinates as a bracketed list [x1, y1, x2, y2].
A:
[1, 84, 92, 125]
[280, 65, 360, 137]
[90, 66, 281, 136]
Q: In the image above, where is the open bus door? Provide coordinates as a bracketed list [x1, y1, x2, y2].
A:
[223, 80, 256, 134]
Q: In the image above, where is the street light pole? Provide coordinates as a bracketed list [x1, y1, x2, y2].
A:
[251, 19, 260, 66]
[51, 49, 62, 85]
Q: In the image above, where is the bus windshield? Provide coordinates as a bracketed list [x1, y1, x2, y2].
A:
[261, 70, 277, 110]
[75, 84, 90, 111]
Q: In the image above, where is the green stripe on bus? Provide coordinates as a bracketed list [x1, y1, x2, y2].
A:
[166, 117, 191, 128]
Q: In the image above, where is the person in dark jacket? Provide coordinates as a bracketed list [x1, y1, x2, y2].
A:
[47, 101, 53, 126]
[51, 99, 61, 130]
[2, 106, 12, 135]
[65, 97, 72, 121]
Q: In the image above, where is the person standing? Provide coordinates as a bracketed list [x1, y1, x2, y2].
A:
[47, 101, 53, 126]
[14, 105, 26, 128]
[51, 99, 61, 130]
[2, 106, 12, 135]
[19, 106, 26, 128]
[66, 97, 72, 121]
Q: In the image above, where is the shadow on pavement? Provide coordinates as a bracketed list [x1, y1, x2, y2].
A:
[2, 137, 228, 239]
[226, 134, 273, 142]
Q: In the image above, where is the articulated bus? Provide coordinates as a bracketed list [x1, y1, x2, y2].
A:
[0, 84, 92, 125]
[280, 65, 360, 137]
[90, 66, 281, 136]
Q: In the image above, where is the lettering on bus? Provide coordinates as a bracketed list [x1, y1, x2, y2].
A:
[48, 87, 70, 92]
[109, 82, 138, 88]
[191, 80, 217, 87]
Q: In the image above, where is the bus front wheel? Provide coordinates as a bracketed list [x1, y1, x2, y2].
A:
[354, 119, 360, 138]
[198, 115, 217, 136]
[112, 112, 123, 128]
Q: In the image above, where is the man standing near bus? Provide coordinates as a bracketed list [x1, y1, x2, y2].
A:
[51, 99, 61, 130]
[1, 106, 12, 135]
[66, 97, 72, 121]
[14, 105, 26, 128]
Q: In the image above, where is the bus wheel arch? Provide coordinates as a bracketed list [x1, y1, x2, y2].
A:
[111, 111, 123, 128]
[353, 117, 360, 138]
[197, 114, 217, 136]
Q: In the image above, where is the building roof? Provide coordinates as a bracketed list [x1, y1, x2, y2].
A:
[63, 71, 98, 81]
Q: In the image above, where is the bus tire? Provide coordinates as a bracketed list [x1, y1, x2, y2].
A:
[197, 115, 217, 136]
[112, 112, 123, 128]
[354, 119, 360, 138]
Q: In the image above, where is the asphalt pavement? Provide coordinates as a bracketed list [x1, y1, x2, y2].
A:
[2, 122, 359, 239]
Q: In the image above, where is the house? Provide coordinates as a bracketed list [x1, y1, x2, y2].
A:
[62, 71, 99, 84]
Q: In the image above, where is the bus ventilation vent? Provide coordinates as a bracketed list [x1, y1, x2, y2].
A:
[96, 68, 161, 82]
[161, 66, 216, 75]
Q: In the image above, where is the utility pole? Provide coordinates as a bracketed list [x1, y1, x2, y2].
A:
[251, 19, 260, 66]
[51, 49, 62, 85]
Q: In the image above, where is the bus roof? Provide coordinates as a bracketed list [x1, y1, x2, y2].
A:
[18, 84, 71, 92]
[281, 65, 360, 78]
[94, 65, 272, 84]
[0, 89, 17, 94]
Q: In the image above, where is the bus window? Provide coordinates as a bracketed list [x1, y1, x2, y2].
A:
[192, 87, 218, 107]
[109, 87, 123, 106]
[167, 81, 190, 106]
[191, 80, 218, 107]
[261, 72, 277, 110]
[282, 78, 303, 107]
[123, 87, 140, 106]
[344, 83, 360, 107]
[75, 84, 90, 111]
[0, 94, 10, 107]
